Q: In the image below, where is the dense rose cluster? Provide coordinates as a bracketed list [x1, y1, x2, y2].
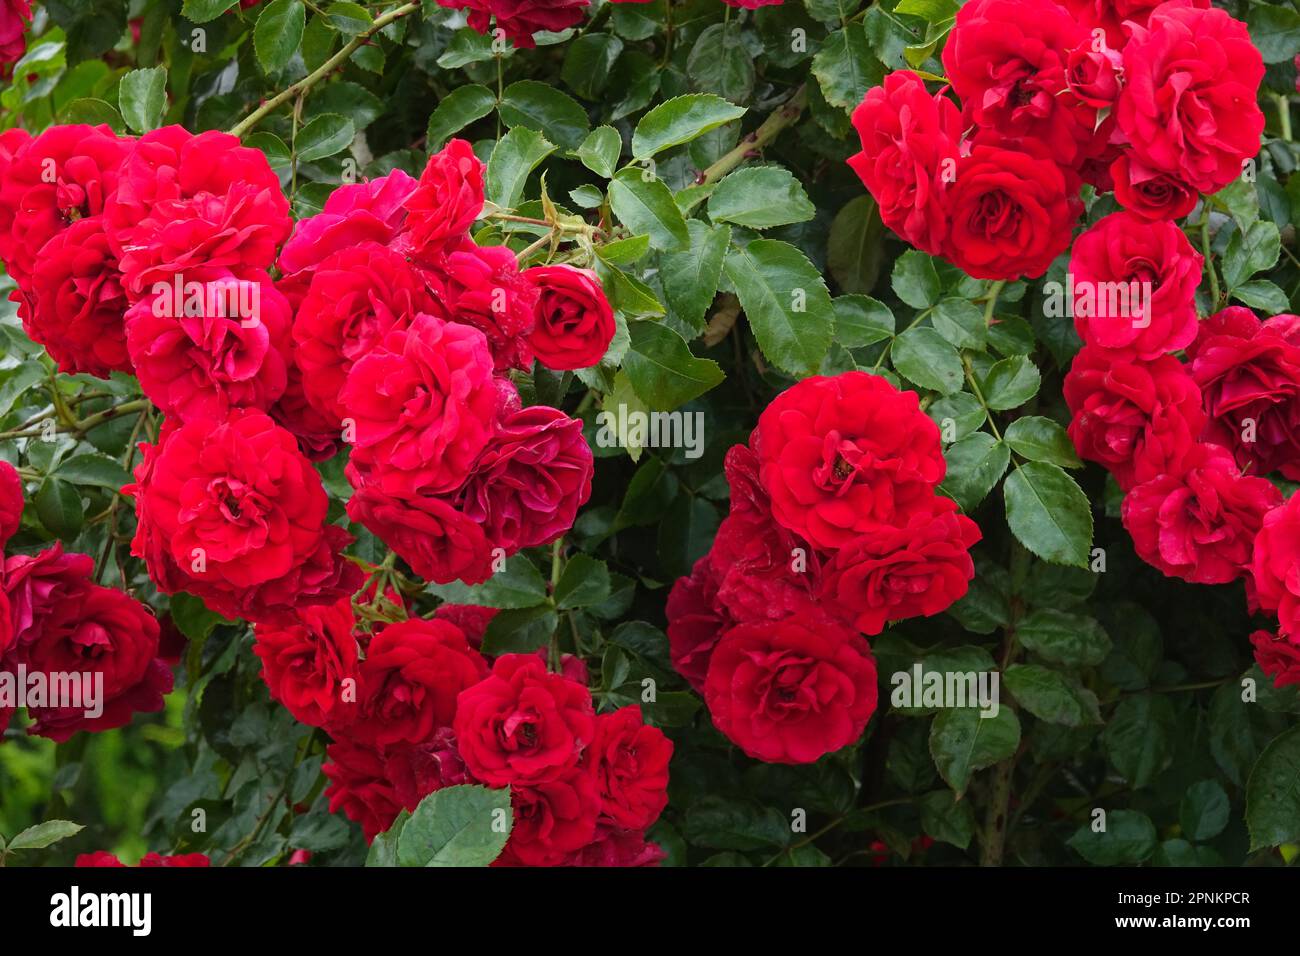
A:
[0, 463, 172, 742]
[667, 371, 979, 764]
[848, 0, 1263, 281]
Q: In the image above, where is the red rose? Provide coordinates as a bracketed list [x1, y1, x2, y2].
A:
[1122, 444, 1281, 585]
[1118, 3, 1264, 195]
[1060, 0, 1208, 47]
[704, 615, 879, 765]
[755, 371, 945, 549]
[1187, 308, 1300, 481]
[383, 727, 473, 810]
[0, 460, 22, 547]
[253, 598, 359, 728]
[1065, 42, 1123, 110]
[433, 241, 539, 371]
[15, 216, 132, 378]
[848, 71, 962, 256]
[342, 311, 499, 497]
[666, 557, 732, 693]
[432, 604, 498, 648]
[453, 653, 596, 786]
[323, 740, 403, 843]
[584, 705, 672, 830]
[565, 825, 667, 867]
[0, 0, 31, 63]
[0, 123, 130, 288]
[820, 496, 982, 635]
[941, 141, 1081, 281]
[75, 851, 127, 867]
[524, 265, 615, 370]
[269, 357, 345, 462]
[23, 582, 172, 742]
[104, 126, 291, 298]
[1, 543, 94, 653]
[1110, 155, 1198, 222]
[1064, 346, 1205, 489]
[125, 269, 291, 423]
[344, 618, 488, 749]
[345, 485, 494, 586]
[1251, 628, 1300, 689]
[403, 139, 483, 256]
[1250, 495, 1300, 638]
[942, 0, 1095, 164]
[456, 405, 593, 554]
[437, 0, 591, 48]
[1069, 211, 1202, 359]
[126, 410, 362, 624]
[138, 853, 210, 867]
[498, 770, 600, 866]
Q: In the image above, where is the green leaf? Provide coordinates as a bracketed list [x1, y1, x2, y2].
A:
[980, 355, 1040, 410]
[1246, 5, 1300, 64]
[480, 605, 558, 655]
[661, 220, 730, 331]
[827, 195, 885, 295]
[595, 259, 666, 318]
[686, 24, 755, 104]
[894, 0, 959, 21]
[499, 80, 590, 150]
[1003, 462, 1092, 567]
[295, 112, 354, 162]
[891, 251, 941, 308]
[6, 820, 83, 851]
[811, 25, 882, 110]
[1003, 416, 1082, 468]
[683, 797, 791, 850]
[34, 477, 83, 539]
[939, 432, 1009, 511]
[928, 707, 1020, 795]
[426, 85, 496, 152]
[1221, 220, 1281, 290]
[181, 0, 238, 22]
[63, 97, 125, 131]
[1246, 724, 1300, 849]
[1016, 608, 1111, 668]
[1180, 780, 1230, 842]
[658, 494, 720, 579]
[118, 67, 167, 134]
[707, 166, 815, 230]
[427, 554, 549, 609]
[917, 790, 975, 849]
[577, 126, 622, 179]
[396, 785, 512, 867]
[599, 234, 650, 265]
[891, 327, 963, 394]
[1068, 810, 1157, 865]
[254, 0, 305, 74]
[723, 239, 835, 376]
[931, 298, 986, 350]
[486, 127, 557, 211]
[54, 454, 132, 491]
[1231, 279, 1291, 313]
[437, 28, 500, 69]
[554, 554, 612, 610]
[1004, 664, 1101, 727]
[1103, 693, 1176, 788]
[632, 93, 745, 159]
[562, 33, 624, 100]
[169, 592, 230, 642]
[624, 321, 725, 411]
[324, 1, 372, 33]
[608, 168, 690, 251]
[833, 294, 893, 348]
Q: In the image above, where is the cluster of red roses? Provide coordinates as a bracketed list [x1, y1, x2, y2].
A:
[0, 462, 173, 742]
[849, 0, 1263, 282]
[254, 597, 671, 865]
[76, 850, 209, 867]
[667, 371, 980, 764]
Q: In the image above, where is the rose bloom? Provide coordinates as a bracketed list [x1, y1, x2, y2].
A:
[1, 543, 94, 652]
[323, 740, 404, 844]
[14, 216, 132, 378]
[403, 138, 483, 256]
[433, 604, 498, 648]
[454, 653, 596, 787]
[346, 485, 494, 586]
[1250, 494, 1300, 637]
[1065, 42, 1123, 110]
[0, 1, 31, 63]
[270, 357, 345, 462]
[704, 615, 879, 765]
[1122, 444, 1281, 585]
[524, 265, 615, 370]
[565, 825, 666, 867]
[820, 496, 981, 635]
[848, 71, 962, 257]
[1069, 211, 1202, 359]
[0, 124, 130, 288]
[434, 241, 539, 371]
[292, 241, 438, 426]
[497, 770, 600, 867]
[104, 126, 290, 298]
[0, 459, 22, 546]
[344, 618, 489, 749]
[1061, 0, 1208, 46]
[126, 410, 362, 624]
[341, 311, 499, 497]
[23, 582, 172, 743]
[1118, 3, 1264, 195]
[755, 371, 946, 549]
[1064, 346, 1206, 489]
[942, 0, 1095, 164]
[941, 141, 1081, 281]
[253, 598, 359, 729]
[456, 405, 593, 554]
[1187, 307, 1300, 482]
[666, 556, 732, 694]
[584, 706, 672, 830]
[383, 727, 473, 810]
[125, 269, 292, 423]
[76, 852, 210, 867]
[436, 0, 591, 48]
[1251, 629, 1300, 689]
[1110, 155, 1198, 222]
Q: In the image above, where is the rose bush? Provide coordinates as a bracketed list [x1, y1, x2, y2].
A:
[0, 0, 1299, 872]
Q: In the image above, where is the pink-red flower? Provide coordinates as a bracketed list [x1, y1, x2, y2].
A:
[525, 265, 615, 370]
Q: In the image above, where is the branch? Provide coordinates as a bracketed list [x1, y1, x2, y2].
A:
[697, 85, 808, 187]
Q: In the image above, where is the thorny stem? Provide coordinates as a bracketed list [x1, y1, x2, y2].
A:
[698, 85, 808, 187]
[0, 398, 151, 442]
[1199, 204, 1221, 308]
